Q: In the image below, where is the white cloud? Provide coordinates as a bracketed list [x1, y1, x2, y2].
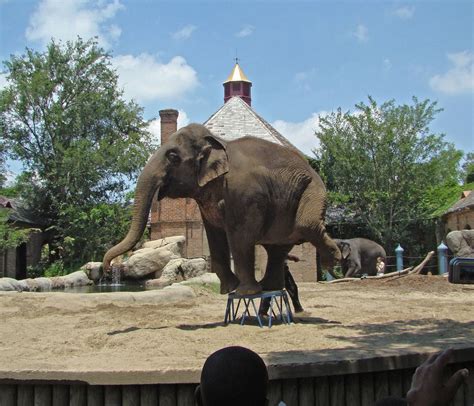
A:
[235, 25, 254, 38]
[429, 51, 474, 94]
[393, 6, 415, 19]
[172, 25, 197, 40]
[25, 0, 124, 49]
[272, 112, 329, 155]
[293, 68, 317, 92]
[353, 24, 369, 42]
[147, 110, 190, 145]
[112, 54, 199, 103]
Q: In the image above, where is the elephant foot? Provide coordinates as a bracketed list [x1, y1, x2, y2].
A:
[236, 281, 262, 296]
[218, 273, 239, 294]
[294, 306, 304, 313]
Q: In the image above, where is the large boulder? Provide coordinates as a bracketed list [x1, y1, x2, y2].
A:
[446, 230, 474, 258]
[81, 262, 103, 283]
[124, 245, 180, 279]
[141, 236, 186, 250]
[51, 271, 93, 289]
[146, 257, 207, 288]
[0, 278, 21, 291]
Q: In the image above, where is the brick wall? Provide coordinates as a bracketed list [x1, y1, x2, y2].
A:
[255, 243, 317, 282]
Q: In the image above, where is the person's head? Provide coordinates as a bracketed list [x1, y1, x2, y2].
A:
[195, 346, 269, 406]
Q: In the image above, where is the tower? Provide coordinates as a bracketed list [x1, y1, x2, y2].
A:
[223, 60, 252, 106]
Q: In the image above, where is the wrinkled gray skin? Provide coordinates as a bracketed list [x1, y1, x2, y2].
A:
[103, 123, 341, 295]
[334, 238, 386, 278]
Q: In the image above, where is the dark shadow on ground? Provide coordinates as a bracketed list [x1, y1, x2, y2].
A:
[265, 318, 474, 366]
[107, 325, 168, 335]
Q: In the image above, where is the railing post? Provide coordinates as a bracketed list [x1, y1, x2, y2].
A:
[437, 242, 448, 275]
[395, 244, 404, 272]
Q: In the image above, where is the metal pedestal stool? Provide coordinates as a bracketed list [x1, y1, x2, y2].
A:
[224, 290, 293, 328]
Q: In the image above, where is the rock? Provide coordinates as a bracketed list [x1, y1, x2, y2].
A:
[61, 271, 93, 287]
[51, 271, 93, 289]
[35, 277, 53, 291]
[24, 278, 40, 291]
[81, 262, 103, 282]
[446, 230, 474, 258]
[0, 278, 21, 291]
[181, 272, 221, 286]
[146, 257, 208, 288]
[16, 280, 30, 291]
[124, 245, 179, 279]
[141, 236, 185, 250]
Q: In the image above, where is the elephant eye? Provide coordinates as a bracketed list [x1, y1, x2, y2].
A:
[166, 150, 181, 164]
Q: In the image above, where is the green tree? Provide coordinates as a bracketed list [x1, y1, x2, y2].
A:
[315, 96, 462, 254]
[0, 38, 154, 268]
[0, 211, 30, 252]
[462, 152, 474, 184]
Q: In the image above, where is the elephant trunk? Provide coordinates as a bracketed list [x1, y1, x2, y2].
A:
[103, 159, 162, 272]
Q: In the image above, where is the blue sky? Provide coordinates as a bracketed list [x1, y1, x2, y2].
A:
[1, 0, 473, 171]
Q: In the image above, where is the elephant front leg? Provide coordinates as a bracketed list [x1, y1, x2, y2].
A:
[260, 245, 292, 291]
[344, 260, 361, 278]
[203, 219, 238, 294]
[228, 236, 261, 295]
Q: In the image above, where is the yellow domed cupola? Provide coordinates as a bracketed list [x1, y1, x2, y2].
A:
[223, 59, 252, 106]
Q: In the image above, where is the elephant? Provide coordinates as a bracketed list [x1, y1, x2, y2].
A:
[334, 238, 386, 278]
[103, 123, 341, 295]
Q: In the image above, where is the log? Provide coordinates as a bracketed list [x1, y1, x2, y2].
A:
[412, 251, 435, 274]
[324, 250, 435, 284]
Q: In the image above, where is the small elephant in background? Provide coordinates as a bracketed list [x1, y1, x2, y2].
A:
[334, 238, 386, 278]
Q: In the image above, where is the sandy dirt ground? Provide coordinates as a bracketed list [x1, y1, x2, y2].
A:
[0, 274, 473, 383]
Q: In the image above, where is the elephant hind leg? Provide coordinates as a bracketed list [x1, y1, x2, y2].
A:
[260, 244, 292, 291]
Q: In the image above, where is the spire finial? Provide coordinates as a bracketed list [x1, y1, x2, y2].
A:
[235, 56, 239, 65]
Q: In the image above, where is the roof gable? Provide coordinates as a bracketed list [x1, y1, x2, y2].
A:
[203, 96, 298, 152]
[445, 189, 474, 214]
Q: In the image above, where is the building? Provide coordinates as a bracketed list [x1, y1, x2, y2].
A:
[149, 62, 317, 282]
[443, 190, 474, 233]
[0, 196, 47, 279]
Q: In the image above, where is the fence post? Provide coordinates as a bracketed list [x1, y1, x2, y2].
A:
[437, 242, 448, 275]
[395, 244, 404, 272]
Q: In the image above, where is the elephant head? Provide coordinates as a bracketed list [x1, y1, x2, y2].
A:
[338, 241, 351, 260]
[102, 123, 228, 272]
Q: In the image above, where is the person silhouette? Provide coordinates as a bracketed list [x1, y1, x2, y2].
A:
[194, 346, 270, 406]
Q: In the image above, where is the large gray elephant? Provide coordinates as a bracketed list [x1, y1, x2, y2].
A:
[103, 123, 341, 295]
[334, 238, 386, 278]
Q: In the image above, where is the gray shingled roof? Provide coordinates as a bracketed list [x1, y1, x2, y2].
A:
[0, 196, 46, 227]
[204, 96, 298, 151]
[445, 190, 474, 214]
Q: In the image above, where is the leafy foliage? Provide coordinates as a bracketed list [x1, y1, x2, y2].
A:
[0, 210, 30, 251]
[0, 38, 154, 269]
[315, 96, 462, 254]
[462, 152, 474, 184]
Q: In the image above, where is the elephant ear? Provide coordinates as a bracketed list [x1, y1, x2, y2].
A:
[341, 242, 351, 259]
[197, 135, 229, 187]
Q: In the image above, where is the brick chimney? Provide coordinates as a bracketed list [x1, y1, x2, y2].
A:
[159, 109, 179, 145]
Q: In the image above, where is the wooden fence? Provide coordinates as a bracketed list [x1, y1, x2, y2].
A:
[1, 356, 473, 406]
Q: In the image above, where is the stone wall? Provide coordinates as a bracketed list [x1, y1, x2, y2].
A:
[445, 210, 474, 233]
